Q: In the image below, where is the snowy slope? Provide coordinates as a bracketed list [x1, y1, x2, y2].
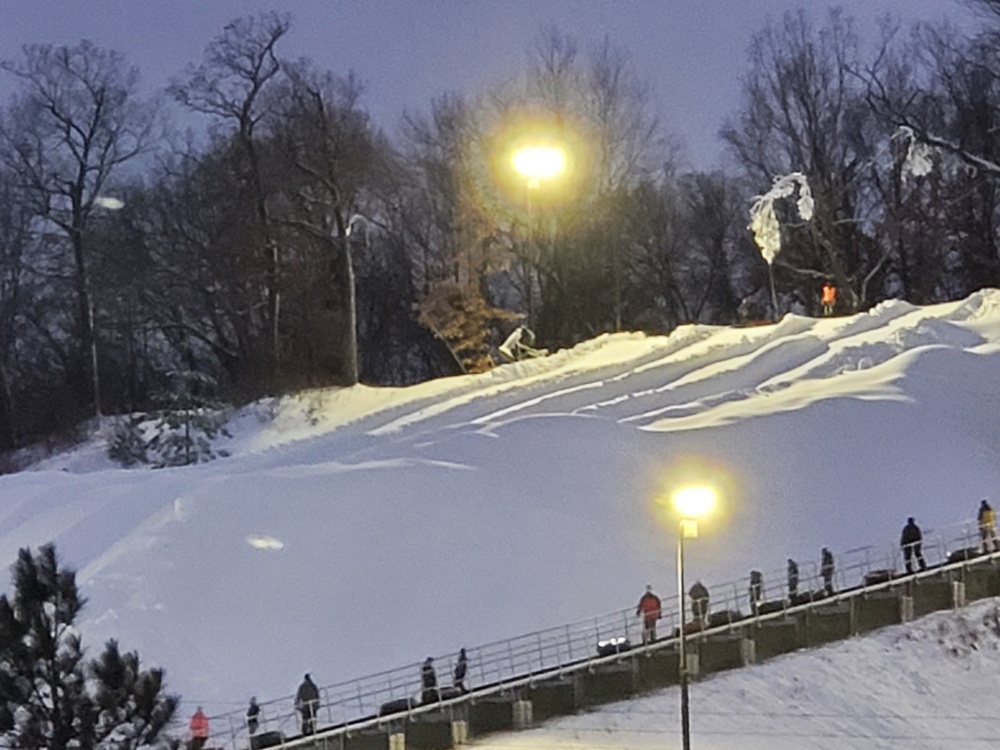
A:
[3, 291, 1000, 722]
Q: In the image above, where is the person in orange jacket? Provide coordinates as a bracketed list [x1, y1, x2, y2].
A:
[821, 282, 837, 316]
[635, 584, 662, 644]
[189, 706, 209, 750]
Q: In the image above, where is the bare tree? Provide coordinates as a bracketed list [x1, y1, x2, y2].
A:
[722, 10, 881, 313]
[170, 12, 290, 384]
[0, 41, 158, 417]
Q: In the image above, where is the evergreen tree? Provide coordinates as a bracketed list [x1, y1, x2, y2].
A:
[0, 544, 178, 750]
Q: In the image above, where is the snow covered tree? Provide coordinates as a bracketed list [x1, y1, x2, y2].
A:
[0, 544, 177, 750]
[147, 371, 230, 468]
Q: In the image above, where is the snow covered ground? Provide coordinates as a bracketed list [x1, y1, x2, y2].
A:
[474, 598, 1000, 749]
[3, 290, 1000, 746]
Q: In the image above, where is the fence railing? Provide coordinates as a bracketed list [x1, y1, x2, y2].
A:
[201, 515, 994, 750]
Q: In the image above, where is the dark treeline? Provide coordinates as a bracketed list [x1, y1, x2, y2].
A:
[0, 6, 999, 450]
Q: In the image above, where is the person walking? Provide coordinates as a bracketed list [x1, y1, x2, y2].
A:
[189, 707, 209, 750]
[453, 648, 468, 693]
[821, 282, 837, 316]
[689, 581, 710, 626]
[635, 584, 662, 644]
[748, 570, 764, 615]
[421, 657, 439, 704]
[787, 559, 799, 600]
[901, 517, 928, 574]
[295, 673, 320, 735]
[978, 499, 997, 553]
[821, 547, 835, 596]
[246, 697, 260, 736]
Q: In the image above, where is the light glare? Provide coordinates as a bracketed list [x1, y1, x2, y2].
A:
[512, 145, 567, 181]
[246, 535, 284, 551]
[671, 485, 716, 519]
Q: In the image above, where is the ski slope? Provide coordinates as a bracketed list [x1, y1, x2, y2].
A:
[2, 291, 1000, 735]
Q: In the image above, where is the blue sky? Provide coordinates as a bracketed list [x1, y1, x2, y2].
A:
[0, 1, 977, 169]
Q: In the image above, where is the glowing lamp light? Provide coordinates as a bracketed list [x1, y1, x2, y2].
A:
[671, 485, 717, 519]
[246, 535, 284, 551]
[512, 145, 567, 183]
[93, 196, 125, 210]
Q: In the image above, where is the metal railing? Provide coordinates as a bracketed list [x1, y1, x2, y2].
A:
[201, 515, 996, 750]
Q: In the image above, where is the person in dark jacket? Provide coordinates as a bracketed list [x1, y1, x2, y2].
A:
[901, 517, 927, 573]
[295, 674, 320, 735]
[821, 547, 835, 596]
[246, 696, 260, 735]
[787, 559, 799, 600]
[689, 581, 710, 625]
[453, 648, 468, 692]
[748, 570, 764, 615]
[421, 657, 439, 704]
[635, 585, 662, 644]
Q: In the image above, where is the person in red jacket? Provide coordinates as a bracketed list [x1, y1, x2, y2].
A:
[189, 707, 209, 750]
[635, 584, 662, 644]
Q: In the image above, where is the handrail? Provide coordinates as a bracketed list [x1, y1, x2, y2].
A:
[206, 514, 995, 750]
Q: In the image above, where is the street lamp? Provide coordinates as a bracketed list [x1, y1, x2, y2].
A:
[334, 213, 369, 387]
[671, 484, 717, 750]
[511, 143, 567, 329]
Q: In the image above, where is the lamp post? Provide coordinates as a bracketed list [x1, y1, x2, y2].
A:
[511, 144, 566, 329]
[73, 195, 124, 418]
[333, 213, 369, 387]
[671, 485, 716, 750]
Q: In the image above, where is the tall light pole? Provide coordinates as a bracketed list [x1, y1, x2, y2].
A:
[671, 485, 717, 750]
[511, 144, 566, 330]
[334, 213, 369, 387]
[75, 195, 124, 418]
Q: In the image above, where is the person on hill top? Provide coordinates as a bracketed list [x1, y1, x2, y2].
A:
[821, 547, 835, 596]
[295, 673, 319, 735]
[189, 707, 209, 750]
[689, 581, 710, 625]
[636, 584, 662, 644]
[453, 648, 468, 693]
[246, 696, 260, 735]
[421, 657, 439, 704]
[787, 558, 800, 600]
[901, 517, 928, 574]
[978, 499, 997, 553]
[821, 282, 837, 316]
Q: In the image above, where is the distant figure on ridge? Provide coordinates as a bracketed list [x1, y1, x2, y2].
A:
[453, 648, 468, 693]
[246, 696, 260, 735]
[787, 559, 799, 600]
[189, 706, 209, 750]
[636, 584, 662, 644]
[978, 500, 997, 553]
[689, 580, 710, 626]
[821, 282, 837, 316]
[821, 547, 835, 596]
[748, 570, 764, 615]
[421, 657, 439, 704]
[900, 517, 928, 574]
[295, 673, 320, 735]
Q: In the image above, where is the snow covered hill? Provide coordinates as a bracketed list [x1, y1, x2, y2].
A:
[3, 290, 1000, 726]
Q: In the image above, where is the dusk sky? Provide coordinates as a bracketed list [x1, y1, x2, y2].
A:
[0, 1, 980, 169]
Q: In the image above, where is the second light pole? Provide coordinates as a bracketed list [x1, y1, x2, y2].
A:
[671, 485, 717, 750]
[511, 144, 566, 329]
